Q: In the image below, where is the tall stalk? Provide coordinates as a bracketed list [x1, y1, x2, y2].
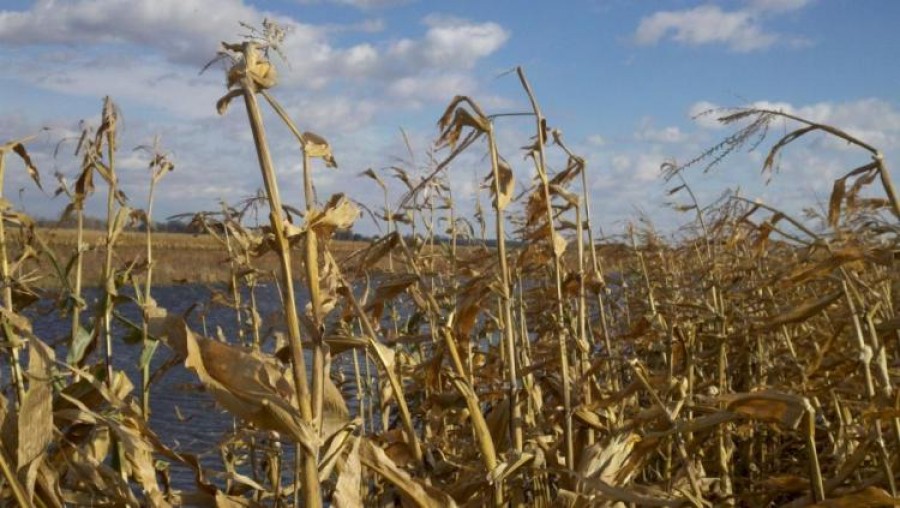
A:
[486, 124, 523, 454]
[70, 207, 85, 363]
[98, 97, 119, 390]
[230, 41, 321, 506]
[516, 66, 574, 470]
[62, 125, 99, 370]
[260, 91, 330, 433]
[0, 152, 25, 406]
[302, 148, 326, 432]
[573, 200, 593, 445]
[139, 142, 173, 417]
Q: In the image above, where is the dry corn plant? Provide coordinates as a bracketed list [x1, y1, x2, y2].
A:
[0, 18, 898, 508]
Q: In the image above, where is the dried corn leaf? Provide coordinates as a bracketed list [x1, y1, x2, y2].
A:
[10, 142, 42, 191]
[353, 231, 399, 273]
[485, 398, 511, 452]
[226, 44, 277, 91]
[576, 479, 686, 507]
[359, 168, 385, 190]
[573, 408, 607, 431]
[553, 231, 568, 257]
[114, 414, 171, 507]
[485, 159, 514, 211]
[369, 340, 396, 373]
[365, 273, 418, 320]
[323, 376, 351, 438]
[437, 96, 488, 150]
[155, 317, 329, 450]
[782, 247, 871, 286]
[762, 475, 810, 494]
[828, 176, 847, 228]
[449, 375, 498, 473]
[215, 491, 255, 507]
[549, 183, 579, 208]
[331, 435, 362, 508]
[577, 432, 642, 488]
[724, 391, 810, 429]
[16, 338, 53, 500]
[809, 486, 899, 507]
[756, 291, 842, 330]
[307, 194, 359, 238]
[358, 438, 457, 507]
[303, 131, 337, 168]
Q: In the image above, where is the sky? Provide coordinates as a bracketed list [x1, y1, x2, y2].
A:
[0, 0, 898, 239]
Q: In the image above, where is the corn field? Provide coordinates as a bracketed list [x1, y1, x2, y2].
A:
[0, 21, 899, 507]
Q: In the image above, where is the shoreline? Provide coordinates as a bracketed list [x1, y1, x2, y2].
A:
[23, 228, 370, 289]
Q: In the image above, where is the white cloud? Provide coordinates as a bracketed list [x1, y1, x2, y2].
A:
[15, 54, 224, 119]
[611, 154, 631, 172]
[387, 16, 509, 71]
[635, 120, 686, 143]
[634, 1, 812, 52]
[593, 150, 664, 188]
[0, 1, 509, 111]
[688, 101, 724, 129]
[0, 2, 513, 228]
[297, 0, 412, 8]
[631, 153, 666, 182]
[0, 0, 266, 65]
[586, 134, 606, 147]
[635, 5, 773, 51]
[747, 0, 812, 14]
[280, 94, 379, 134]
[333, 0, 412, 8]
[387, 73, 477, 104]
[689, 98, 900, 151]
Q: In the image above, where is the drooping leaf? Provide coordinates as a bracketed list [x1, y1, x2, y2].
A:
[359, 168, 386, 190]
[755, 291, 842, 330]
[486, 158, 514, 211]
[153, 317, 336, 451]
[809, 486, 900, 507]
[358, 438, 457, 507]
[724, 391, 810, 429]
[331, 436, 362, 508]
[306, 194, 360, 239]
[303, 131, 337, 168]
[577, 432, 643, 489]
[11, 143, 42, 191]
[17, 339, 54, 477]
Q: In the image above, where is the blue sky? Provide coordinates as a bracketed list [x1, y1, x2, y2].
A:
[0, 0, 897, 237]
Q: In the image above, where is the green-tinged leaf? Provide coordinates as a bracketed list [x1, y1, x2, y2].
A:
[139, 339, 159, 371]
[67, 325, 94, 366]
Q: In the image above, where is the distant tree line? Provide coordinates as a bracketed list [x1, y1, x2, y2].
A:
[35, 215, 192, 233]
[35, 216, 589, 250]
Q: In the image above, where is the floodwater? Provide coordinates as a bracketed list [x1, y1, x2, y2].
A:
[24, 282, 353, 492]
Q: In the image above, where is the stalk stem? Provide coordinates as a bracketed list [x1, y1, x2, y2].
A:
[516, 66, 574, 470]
[487, 126, 523, 453]
[0, 154, 25, 407]
[238, 42, 321, 507]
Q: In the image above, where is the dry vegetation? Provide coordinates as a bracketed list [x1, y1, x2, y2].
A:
[0, 20, 899, 508]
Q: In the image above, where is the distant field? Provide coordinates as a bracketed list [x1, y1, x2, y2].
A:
[23, 228, 627, 288]
[26, 228, 372, 287]
[39, 228, 223, 249]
